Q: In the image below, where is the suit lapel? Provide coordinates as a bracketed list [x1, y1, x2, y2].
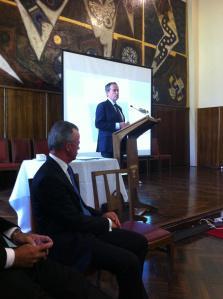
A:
[106, 100, 125, 122]
[47, 156, 87, 211]
[47, 157, 83, 210]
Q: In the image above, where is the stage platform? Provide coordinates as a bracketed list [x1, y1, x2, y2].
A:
[131, 166, 223, 239]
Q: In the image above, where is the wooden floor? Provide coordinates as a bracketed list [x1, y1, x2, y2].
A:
[1, 166, 223, 299]
[144, 234, 223, 299]
[139, 166, 223, 299]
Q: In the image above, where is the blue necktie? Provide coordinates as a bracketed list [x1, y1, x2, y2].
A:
[67, 165, 91, 216]
[114, 104, 124, 122]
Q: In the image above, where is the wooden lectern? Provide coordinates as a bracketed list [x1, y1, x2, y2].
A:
[112, 115, 160, 216]
[113, 115, 160, 171]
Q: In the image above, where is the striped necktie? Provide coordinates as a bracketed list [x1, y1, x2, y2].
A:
[114, 104, 124, 121]
[67, 165, 91, 216]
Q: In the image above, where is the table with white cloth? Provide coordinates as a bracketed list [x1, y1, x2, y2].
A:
[9, 158, 128, 232]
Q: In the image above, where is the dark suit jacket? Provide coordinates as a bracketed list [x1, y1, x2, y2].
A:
[95, 100, 125, 155]
[0, 217, 18, 270]
[31, 156, 110, 270]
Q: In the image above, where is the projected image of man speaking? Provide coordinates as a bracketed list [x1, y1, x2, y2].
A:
[95, 82, 129, 158]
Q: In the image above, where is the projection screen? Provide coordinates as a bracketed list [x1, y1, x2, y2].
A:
[63, 50, 152, 157]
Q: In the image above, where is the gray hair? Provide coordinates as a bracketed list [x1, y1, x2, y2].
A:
[105, 82, 117, 93]
[48, 120, 78, 151]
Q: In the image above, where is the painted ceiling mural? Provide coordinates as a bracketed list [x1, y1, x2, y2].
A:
[0, 0, 186, 106]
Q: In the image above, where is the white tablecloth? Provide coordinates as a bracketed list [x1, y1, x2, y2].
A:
[9, 158, 128, 232]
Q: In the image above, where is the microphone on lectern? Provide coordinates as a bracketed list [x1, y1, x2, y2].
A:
[138, 108, 149, 114]
[130, 105, 149, 114]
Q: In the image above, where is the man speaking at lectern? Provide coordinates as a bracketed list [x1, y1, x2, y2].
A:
[95, 82, 129, 158]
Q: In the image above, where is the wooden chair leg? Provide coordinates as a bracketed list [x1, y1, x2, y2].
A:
[169, 158, 172, 173]
[167, 242, 174, 260]
[166, 241, 175, 271]
[146, 158, 149, 176]
[148, 159, 151, 176]
[159, 158, 162, 173]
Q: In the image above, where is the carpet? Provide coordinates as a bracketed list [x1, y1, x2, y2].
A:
[207, 225, 223, 239]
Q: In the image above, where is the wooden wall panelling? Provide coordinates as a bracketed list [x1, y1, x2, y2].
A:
[6, 89, 46, 138]
[197, 107, 220, 167]
[173, 108, 189, 165]
[152, 106, 174, 153]
[0, 87, 4, 137]
[46, 93, 62, 134]
[152, 105, 189, 166]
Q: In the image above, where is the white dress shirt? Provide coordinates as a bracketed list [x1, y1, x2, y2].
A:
[3, 227, 18, 268]
[107, 98, 121, 130]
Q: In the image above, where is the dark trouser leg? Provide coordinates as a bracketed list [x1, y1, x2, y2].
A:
[91, 229, 148, 299]
[100, 228, 148, 275]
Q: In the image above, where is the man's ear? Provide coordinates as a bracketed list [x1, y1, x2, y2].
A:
[64, 142, 70, 152]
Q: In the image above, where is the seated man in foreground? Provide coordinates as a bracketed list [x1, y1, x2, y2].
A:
[0, 216, 111, 299]
[31, 120, 148, 299]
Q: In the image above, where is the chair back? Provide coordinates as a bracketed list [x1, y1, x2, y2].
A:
[32, 139, 49, 156]
[91, 168, 128, 221]
[91, 167, 147, 222]
[11, 138, 32, 163]
[0, 138, 10, 162]
[149, 138, 172, 174]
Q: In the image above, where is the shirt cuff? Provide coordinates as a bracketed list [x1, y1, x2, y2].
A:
[4, 227, 18, 239]
[115, 123, 121, 130]
[107, 218, 112, 231]
[5, 248, 15, 268]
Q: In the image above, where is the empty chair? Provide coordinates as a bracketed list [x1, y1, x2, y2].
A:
[148, 138, 172, 174]
[11, 138, 32, 163]
[0, 138, 10, 163]
[32, 139, 49, 156]
[0, 138, 20, 171]
[91, 167, 174, 260]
